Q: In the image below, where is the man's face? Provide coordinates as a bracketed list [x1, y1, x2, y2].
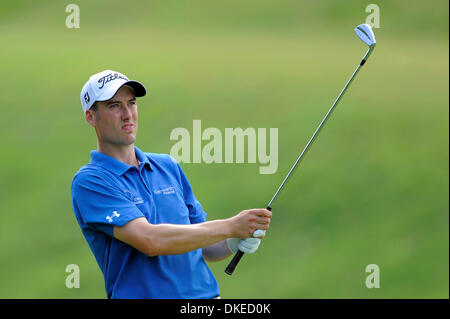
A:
[86, 85, 138, 147]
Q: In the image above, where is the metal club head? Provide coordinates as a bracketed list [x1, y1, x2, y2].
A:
[355, 24, 376, 48]
[355, 24, 376, 63]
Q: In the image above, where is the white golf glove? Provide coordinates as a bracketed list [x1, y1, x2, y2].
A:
[227, 229, 266, 254]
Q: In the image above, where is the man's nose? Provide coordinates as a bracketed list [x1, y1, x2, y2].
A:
[121, 105, 133, 120]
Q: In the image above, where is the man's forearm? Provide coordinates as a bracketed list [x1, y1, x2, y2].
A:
[148, 219, 232, 256]
[114, 208, 271, 257]
[202, 240, 233, 262]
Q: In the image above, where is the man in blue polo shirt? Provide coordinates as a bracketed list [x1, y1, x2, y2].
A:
[71, 70, 272, 299]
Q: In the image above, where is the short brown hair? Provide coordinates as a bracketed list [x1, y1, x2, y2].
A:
[90, 102, 98, 112]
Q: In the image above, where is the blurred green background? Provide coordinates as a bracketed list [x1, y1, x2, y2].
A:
[0, 0, 448, 298]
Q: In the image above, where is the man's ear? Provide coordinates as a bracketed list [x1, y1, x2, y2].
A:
[85, 109, 97, 127]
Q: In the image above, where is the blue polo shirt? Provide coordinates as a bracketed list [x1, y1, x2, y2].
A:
[70, 146, 220, 299]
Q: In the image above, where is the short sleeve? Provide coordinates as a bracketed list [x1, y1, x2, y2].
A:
[71, 172, 145, 237]
[173, 161, 207, 224]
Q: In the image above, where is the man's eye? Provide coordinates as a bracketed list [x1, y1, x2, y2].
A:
[110, 104, 119, 108]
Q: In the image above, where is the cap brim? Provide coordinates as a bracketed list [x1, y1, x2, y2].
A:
[97, 80, 147, 102]
[123, 80, 146, 97]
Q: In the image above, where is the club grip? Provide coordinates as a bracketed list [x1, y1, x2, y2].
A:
[225, 250, 244, 275]
[224, 206, 272, 276]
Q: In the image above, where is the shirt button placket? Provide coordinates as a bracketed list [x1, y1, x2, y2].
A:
[138, 169, 157, 217]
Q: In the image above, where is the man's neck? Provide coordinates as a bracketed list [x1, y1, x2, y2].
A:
[97, 143, 139, 167]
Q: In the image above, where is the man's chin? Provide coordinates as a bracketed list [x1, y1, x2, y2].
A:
[116, 136, 136, 146]
[125, 137, 136, 145]
[122, 132, 137, 143]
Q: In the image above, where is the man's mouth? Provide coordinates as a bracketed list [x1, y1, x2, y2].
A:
[122, 124, 134, 131]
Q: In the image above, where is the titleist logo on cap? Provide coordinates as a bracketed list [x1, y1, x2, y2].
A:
[98, 73, 129, 89]
[80, 70, 146, 112]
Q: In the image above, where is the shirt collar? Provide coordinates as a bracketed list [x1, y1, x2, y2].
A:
[134, 146, 152, 170]
[90, 146, 152, 176]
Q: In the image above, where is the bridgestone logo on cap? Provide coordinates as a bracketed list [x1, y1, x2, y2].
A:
[84, 92, 90, 104]
[98, 73, 129, 89]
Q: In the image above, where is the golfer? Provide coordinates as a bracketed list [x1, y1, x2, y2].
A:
[71, 70, 272, 299]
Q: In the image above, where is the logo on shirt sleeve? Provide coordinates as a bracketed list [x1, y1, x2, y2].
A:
[106, 211, 120, 223]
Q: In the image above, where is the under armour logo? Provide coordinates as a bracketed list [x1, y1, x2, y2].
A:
[84, 92, 90, 104]
[106, 211, 120, 223]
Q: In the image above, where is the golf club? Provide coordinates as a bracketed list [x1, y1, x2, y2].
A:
[225, 24, 377, 275]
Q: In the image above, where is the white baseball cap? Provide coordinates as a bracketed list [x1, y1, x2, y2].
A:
[80, 70, 146, 112]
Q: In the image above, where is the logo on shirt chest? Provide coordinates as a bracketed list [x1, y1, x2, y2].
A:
[153, 186, 175, 195]
[123, 190, 144, 205]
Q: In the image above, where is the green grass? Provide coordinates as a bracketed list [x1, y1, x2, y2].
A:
[0, 0, 448, 298]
